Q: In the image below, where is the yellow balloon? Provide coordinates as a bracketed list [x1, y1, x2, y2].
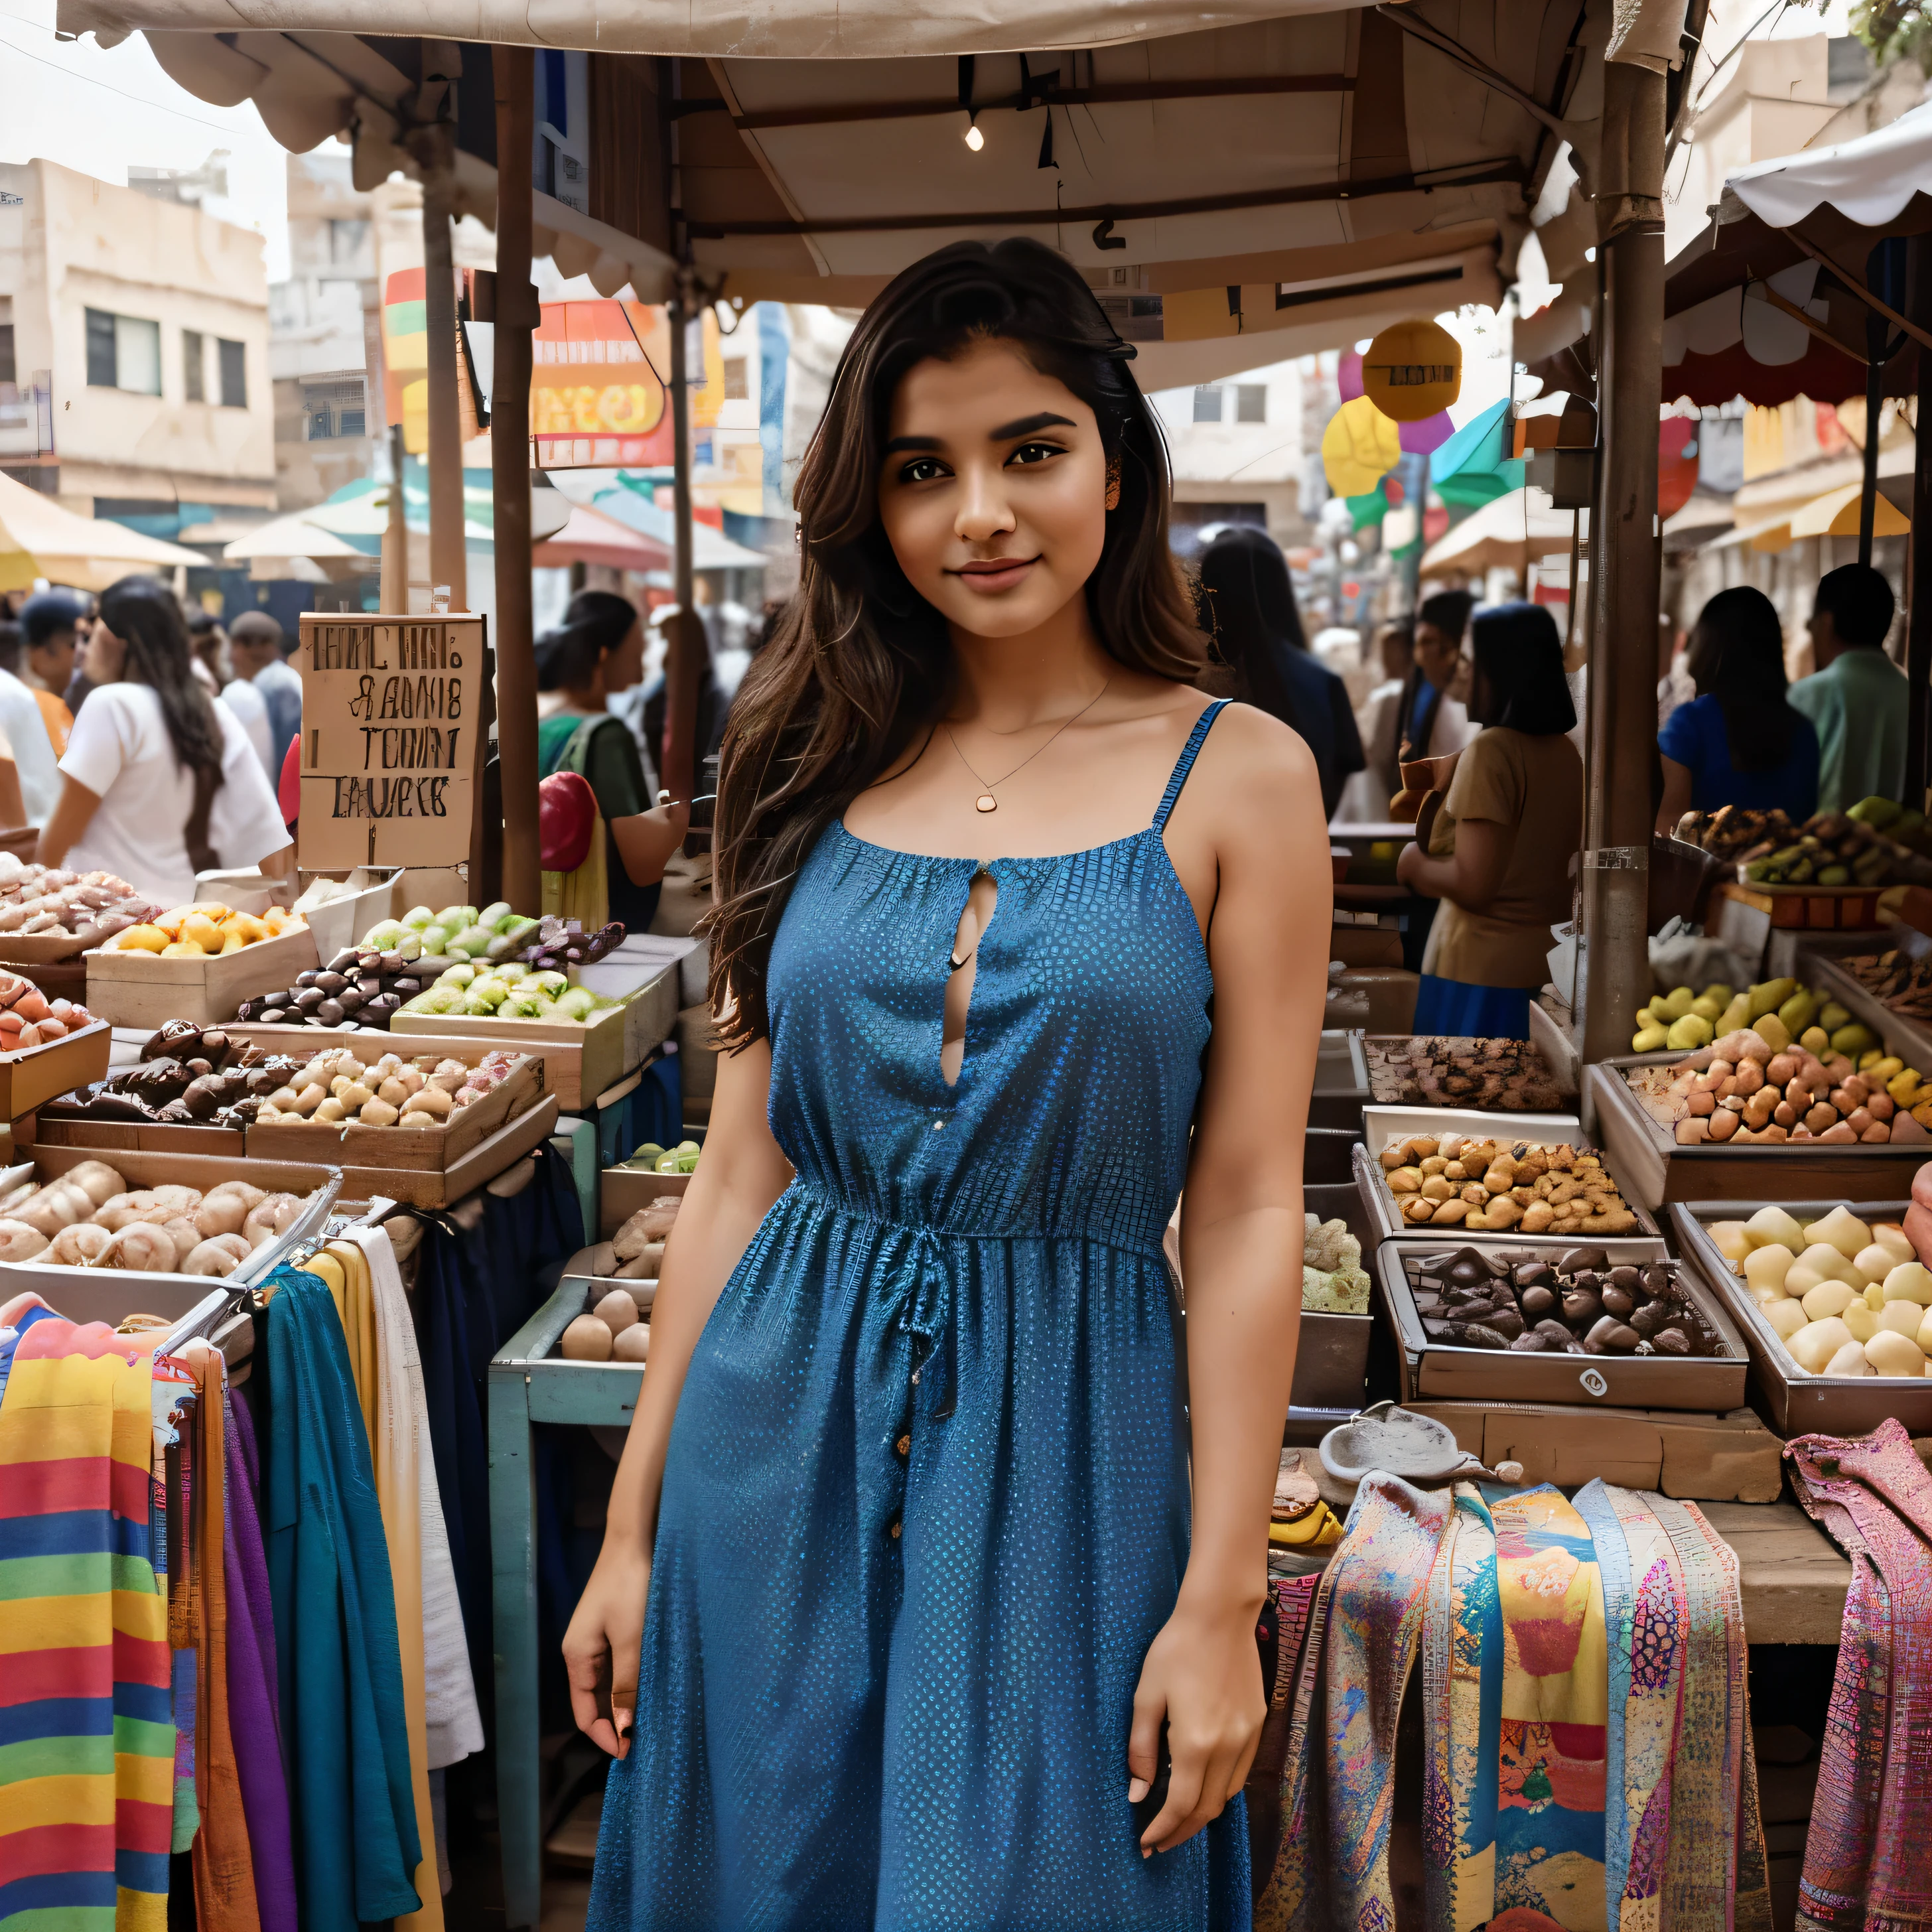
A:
[1321, 395, 1403, 496]
[1361, 319, 1462, 422]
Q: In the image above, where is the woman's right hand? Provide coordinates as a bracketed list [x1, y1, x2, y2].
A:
[563, 1541, 652, 1758]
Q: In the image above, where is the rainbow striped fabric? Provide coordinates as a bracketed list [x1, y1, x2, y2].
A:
[0, 1322, 173, 1931]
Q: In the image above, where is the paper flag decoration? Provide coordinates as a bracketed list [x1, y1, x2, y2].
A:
[1322, 395, 1403, 497]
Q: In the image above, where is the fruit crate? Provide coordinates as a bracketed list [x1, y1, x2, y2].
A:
[84, 924, 320, 1028]
[1710, 878, 1885, 933]
[1798, 945, 1932, 1093]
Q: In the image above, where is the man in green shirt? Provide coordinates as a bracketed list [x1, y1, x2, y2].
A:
[1787, 563, 1905, 814]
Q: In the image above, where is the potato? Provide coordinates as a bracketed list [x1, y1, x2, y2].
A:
[1800, 1280, 1860, 1320]
[377, 1076, 410, 1108]
[559, 1314, 612, 1361]
[593, 1288, 637, 1338]
[338, 1082, 374, 1112]
[1788, 1316, 1855, 1373]
[358, 1099, 399, 1127]
[1864, 1329, 1925, 1377]
[62, 1160, 126, 1208]
[183, 1234, 251, 1277]
[403, 1086, 452, 1120]
[1874, 1300, 1924, 1338]
[1872, 1223, 1915, 1267]
[291, 1083, 327, 1116]
[46, 1221, 111, 1264]
[612, 1323, 650, 1363]
[1746, 1206, 1806, 1251]
[1787, 1244, 1859, 1293]
[1825, 1341, 1874, 1377]
[312, 1098, 347, 1124]
[1708, 1221, 1752, 1263]
[1805, 1205, 1872, 1259]
[1842, 1301, 1879, 1342]
[1882, 1261, 1932, 1304]
[1743, 1245, 1795, 1294]
[1763, 1298, 1809, 1340]
[1851, 1243, 1900, 1286]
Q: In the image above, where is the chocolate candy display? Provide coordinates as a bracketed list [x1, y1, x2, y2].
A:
[233, 945, 426, 1032]
[1365, 1036, 1568, 1112]
[1409, 1245, 1727, 1357]
[42, 1022, 303, 1130]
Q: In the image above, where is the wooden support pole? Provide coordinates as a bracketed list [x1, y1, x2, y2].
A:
[380, 421, 407, 612]
[659, 274, 705, 811]
[494, 46, 541, 916]
[1580, 58, 1666, 1067]
[1908, 235, 1932, 810]
[421, 140, 467, 613]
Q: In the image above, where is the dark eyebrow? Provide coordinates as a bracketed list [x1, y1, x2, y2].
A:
[882, 434, 942, 455]
[990, 411, 1075, 441]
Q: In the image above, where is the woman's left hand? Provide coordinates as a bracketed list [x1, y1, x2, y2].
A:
[1395, 837, 1428, 889]
[1127, 1590, 1266, 1857]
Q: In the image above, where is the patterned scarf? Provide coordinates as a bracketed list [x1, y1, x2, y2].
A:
[1787, 1419, 1932, 1932]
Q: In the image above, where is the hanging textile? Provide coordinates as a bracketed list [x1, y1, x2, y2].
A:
[1262, 1473, 1453, 1932]
[1262, 1476, 1770, 1932]
[304, 1238, 448, 1932]
[0, 1320, 172, 1932]
[1244, 1574, 1320, 1892]
[221, 1392, 294, 1932]
[340, 1225, 482, 1773]
[1787, 1418, 1932, 1932]
[261, 1265, 422, 1932]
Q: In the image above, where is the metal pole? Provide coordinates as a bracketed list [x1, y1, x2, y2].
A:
[1579, 58, 1667, 1068]
[493, 46, 541, 915]
[659, 275, 704, 810]
[421, 141, 467, 612]
[1860, 313, 1884, 567]
[381, 421, 407, 612]
[1907, 235, 1932, 810]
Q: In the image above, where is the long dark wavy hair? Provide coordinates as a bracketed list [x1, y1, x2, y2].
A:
[704, 238, 1205, 1046]
[1687, 586, 1793, 773]
[97, 577, 226, 784]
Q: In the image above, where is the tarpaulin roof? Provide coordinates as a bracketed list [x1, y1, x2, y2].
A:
[52, 0, 1677, 344]
[0, 472, 206, 593]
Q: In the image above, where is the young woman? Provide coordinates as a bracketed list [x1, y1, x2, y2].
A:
[37, 575, 290, 905]
[564, 240, 1328, 1928]
[1655, 585, 1819, 831]
[1196, 526, 1363, 819]
[1397, 601, 1582, 1040]
[536, 589, 687, 932]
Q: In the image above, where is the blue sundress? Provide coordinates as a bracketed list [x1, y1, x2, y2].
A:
[590, 699, 1249, 1929]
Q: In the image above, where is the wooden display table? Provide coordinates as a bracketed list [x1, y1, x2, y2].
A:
[1704, 1501, 1852, 1645]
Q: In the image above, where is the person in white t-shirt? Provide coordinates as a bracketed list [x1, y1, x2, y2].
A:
[190, 608, 276, 775]
[36, 577, 291, 908]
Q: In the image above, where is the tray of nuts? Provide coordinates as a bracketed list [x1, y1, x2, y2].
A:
[1374, 1238, 1748, 1409]
[1355, 1110, 1657, 1240]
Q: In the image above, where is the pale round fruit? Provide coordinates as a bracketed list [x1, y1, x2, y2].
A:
[1882, 1262, 1932, 1306]
[1788, 1316, 1855, 1373]
[1864, 1330, 1926, 1378]
[1799, 1280, 1858, 1320]
[1763, 1298, 1809, 1340]
[560, 1314, 613, 1361]
[612, 1323, 650, 1363]
[1744, 1245, 1795, 1294]
[1823, 1340, 1874, 1377]
[593, 1288, 637, 1337]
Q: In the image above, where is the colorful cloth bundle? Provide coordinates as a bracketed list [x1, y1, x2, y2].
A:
[0, 1320, 173, 1932]
[1787, 1418, 1932, 1932]
[1261, 1474, 1769, 1932]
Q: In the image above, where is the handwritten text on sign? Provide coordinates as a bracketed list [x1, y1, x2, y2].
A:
[295, 614, 485, 868]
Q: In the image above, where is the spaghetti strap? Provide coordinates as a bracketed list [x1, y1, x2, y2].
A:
[1151, 699, 1230, 833]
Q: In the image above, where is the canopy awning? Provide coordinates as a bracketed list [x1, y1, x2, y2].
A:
[1418, 484, 1580, 574]
[0, 472, 207, 593]
[531, 501, 672, 573]
[49, 0, 1671, 340]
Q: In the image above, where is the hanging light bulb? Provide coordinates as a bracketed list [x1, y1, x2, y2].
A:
[964, 114, 984, 151]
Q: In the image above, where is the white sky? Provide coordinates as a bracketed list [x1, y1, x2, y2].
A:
[0, 0, 297, 279]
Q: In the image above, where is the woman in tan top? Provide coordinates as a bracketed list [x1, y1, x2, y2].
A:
[1396, 601, 1582, 1040]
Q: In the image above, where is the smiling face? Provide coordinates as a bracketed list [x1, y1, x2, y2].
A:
[875, 336, 1113, 641]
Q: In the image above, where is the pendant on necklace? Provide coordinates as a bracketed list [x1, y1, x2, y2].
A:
[974, 794, 998, 814]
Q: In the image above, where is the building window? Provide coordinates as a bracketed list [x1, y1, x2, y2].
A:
[1192, 385, 1223, 423]
[1235, 384, 1267, 424]
[0, 322, 14, 389]
[723, 356, 748, 401]
[328, 218, 369, 265]
[218, 338, 247, 409]
[183, 329, 205, 403]
[304, 379, 367, 440]
[85, 309, 162, 395]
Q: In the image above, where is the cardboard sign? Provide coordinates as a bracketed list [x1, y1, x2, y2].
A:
[295, 614, 484, 869]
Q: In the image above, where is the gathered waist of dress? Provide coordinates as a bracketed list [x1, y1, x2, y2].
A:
[777, 1180, 1171, 1265]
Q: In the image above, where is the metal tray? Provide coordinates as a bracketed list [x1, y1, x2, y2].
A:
[1590, 1062, 1930, 1208]
[1375, 1233, 1749, 1411]
[1293, 1180, 1375, 1413]
[1353, 1127, 1663, 1242]
[1669, 1199, 1932, 1436]
[1309, 1030, 1370, 1131]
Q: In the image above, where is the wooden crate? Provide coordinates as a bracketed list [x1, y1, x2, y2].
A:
[0, 1018, 111, 1122]
[0, 1142, 341, 1300]
[245, 1050, 543, 1170]
[1710, 877, 1885, 932]
[36, 1117, 247, 1157]
[84, 924, 320, 1027]
[1588, 1060, 1929, 1206]
[598, 1164, 692, 1239]
[390, 1000, 630, 1110]
[320, 1092, 561, 1208]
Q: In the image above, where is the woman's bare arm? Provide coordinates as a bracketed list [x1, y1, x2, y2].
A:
[561, 1032, 793, 1755]
[1655, 756, 1693, 839]
[35, 775, 102, 868]
[1131, 705, 1330, 1855]
[608, 799, 691, 888]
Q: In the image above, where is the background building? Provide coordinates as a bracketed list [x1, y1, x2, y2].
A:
[0, 155, 273, 529]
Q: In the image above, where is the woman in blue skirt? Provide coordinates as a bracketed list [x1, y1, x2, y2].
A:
[564, 239, 1329, 1931]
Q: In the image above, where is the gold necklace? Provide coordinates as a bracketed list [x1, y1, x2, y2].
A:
[944, 679, 1109, 814]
